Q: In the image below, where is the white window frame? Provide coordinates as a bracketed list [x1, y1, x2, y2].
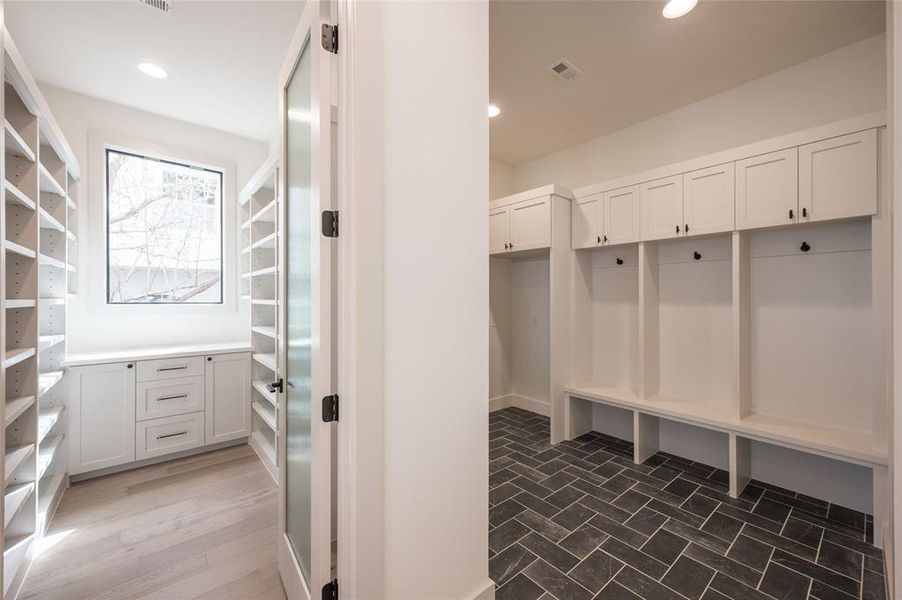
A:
[87, 131, 238, 316]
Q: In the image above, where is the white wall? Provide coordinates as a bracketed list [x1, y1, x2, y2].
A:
[42, 85, 268, 353]
[489, 158, 514, 200]
[362, 1, 492, 598]
[503, 33, 886, 193]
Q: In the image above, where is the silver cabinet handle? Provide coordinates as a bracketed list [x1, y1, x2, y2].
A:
[156, 394, 188, 402]
[157, 431, 188, 440]
[157, 366, 188, 372]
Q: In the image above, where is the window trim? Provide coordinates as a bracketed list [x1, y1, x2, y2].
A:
[86, 130, 239, 319]
[104, 146, 225, 305]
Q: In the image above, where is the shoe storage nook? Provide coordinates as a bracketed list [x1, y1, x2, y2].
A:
[488, 111, 890, 546]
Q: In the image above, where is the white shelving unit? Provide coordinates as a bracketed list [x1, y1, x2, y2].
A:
[1, 30, 78, 599]
[239, 155, 278, 482]
[563, 114, 890, 545]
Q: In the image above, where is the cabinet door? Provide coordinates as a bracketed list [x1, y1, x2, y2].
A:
[509, 197, 551, 251]
[640, 176, 683, 241]
[69, 362, 136, 475]
[683, 163, 735, 236]
[205, 352, 252, 444]
[489, 206, 510, 255]
[736, 148, 798, 230]
[603, 185, 639, 245]
[799, 129, 877, 223]
[572, 195, 601, 249]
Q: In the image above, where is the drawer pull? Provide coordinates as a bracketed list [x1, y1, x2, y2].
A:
[157, 366, 188, 372]
[156, 431, 188, 440]
[156, 394, 188, 402]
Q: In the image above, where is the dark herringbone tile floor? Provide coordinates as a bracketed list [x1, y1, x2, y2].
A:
[488, 407, 885, 600]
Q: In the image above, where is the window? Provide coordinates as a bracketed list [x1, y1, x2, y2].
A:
[106, 148, 223, 304]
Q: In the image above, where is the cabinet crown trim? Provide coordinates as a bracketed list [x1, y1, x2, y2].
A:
[572, 110, 886, 200]
[490, 184, 574, 209]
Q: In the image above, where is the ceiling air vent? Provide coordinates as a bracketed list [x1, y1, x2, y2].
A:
[138, 0, 173, 14]
[548, 58, 582, 82]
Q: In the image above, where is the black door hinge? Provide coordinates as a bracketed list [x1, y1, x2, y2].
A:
[266, 378, 284, 394]
[322, 579, 338, 600]
[322, 210, 339, 238]
[322, 394, 339, 422]
[321, 24, 338, 54]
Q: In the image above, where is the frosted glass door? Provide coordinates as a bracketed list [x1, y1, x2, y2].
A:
[278, 2, 334, 597]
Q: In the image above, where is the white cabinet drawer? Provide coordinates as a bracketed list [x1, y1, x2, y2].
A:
[136, 412, 205, 460]
[136, 377, 205, 422]
[136, 355, 205, 382]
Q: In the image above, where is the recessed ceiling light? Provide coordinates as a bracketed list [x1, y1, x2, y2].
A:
[137, 62, 168, 79]
[488, 104, 501, 118]
[662, 0, 697, 19]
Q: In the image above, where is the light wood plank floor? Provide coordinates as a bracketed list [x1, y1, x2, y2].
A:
[21, 445, 287, 600]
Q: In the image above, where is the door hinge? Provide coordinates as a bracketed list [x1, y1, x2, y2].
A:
[322, 394, 339, 422]
[266, 378, 284, 394]
[321, 24, 338, 54]
[322, 210, 339, 238]
[322, 579, 338, 600]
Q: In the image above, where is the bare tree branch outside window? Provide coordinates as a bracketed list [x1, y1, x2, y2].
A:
[106, 149, 223, 304]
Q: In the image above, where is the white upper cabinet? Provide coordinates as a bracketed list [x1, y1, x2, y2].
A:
[736, 148, 799, 230]
[799, 129, 877, 223]
[572, 195, 601, 249]
[640, 176, 683, 241]
[683, 163, 735, 236]
[489, 206, 511, 255]
[510, 197, 551, 251]
[603, 185, 640, 245]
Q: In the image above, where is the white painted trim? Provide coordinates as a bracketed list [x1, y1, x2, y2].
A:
[239, 153, 278, 206]
[466, 579, 496, 600]
[573, 111, 886, 199]
[490, 184, 573, 209]
[489, 393, 551, 417]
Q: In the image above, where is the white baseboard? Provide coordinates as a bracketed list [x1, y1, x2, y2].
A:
[466, 578, 496, 600]
[884, 525, 894, 600]
[488, 394, 550, 417]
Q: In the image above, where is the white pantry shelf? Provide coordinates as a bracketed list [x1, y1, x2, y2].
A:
[37, 334, 65, 353]
[252, 232, 278, 249]
[38, 253, 65, 270]
[252, 326, 277, 340]
[37, 435, 64, 479]
[4, 120, 34, 162]
[4, 445, 34, 485]
[3, 483, 34, 528]
[252, 401, 277, 431]
[4, 396, 34, 428]
[4, 239, 35, 259]
[5, 299, 35, 309]
[37, 207, 64, 233]
[253, 353, 276, 372]
[5, 180, 35, 210]
[38, 164, 65, 196]
[38, 371, 64, 398]
[252, 380, 277, 406]
[37, 406, 64, 443]
[4, 347, 35, 369]
[251, 199, 277, 224]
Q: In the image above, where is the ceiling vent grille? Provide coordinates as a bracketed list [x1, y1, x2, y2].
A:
[138, 0, 173, 14]
[548, 58, 582, 82]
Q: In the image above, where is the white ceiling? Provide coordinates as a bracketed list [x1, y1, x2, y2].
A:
[490, 0, 885, 165]
[6, 0, 304, 143]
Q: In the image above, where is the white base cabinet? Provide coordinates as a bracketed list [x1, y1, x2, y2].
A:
[67, 347, 252, 476]
[205, 353, 252, 445]
[69, 362, 136, 474]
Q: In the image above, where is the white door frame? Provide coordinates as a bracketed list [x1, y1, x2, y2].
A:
[277, 1, 335, 597]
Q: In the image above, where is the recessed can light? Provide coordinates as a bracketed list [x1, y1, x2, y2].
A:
[662, 0, 697, 19]
[488, 104, 501, 118]
[137, 62, 168, 79]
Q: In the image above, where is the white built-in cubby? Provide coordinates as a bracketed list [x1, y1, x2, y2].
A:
[1, 30, 79, 598]
[489, 185, 572, 425]
[561, 112, 889, 546]
[239, 155, 279, 482]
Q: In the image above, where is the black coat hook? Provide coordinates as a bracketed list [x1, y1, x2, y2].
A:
[800, 241, 811, 253]
[693, 251, 701, 260]
[616, 257, 623, 265]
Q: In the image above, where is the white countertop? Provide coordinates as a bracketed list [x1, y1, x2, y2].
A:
[63, 342, 254, 367]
